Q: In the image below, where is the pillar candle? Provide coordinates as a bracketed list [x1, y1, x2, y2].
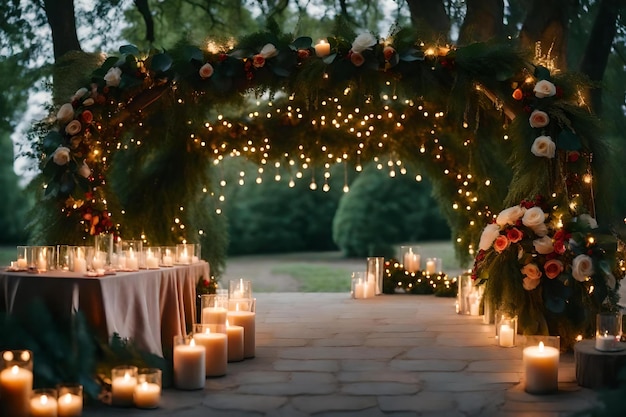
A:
[193, 329, 228, 377]
[314, 40, 331, 57]
[403, 250, 420, 273]
[499, 324, 515, 347]
[227, 310, 256, 358]
[73, 257, 86, 274]
[29, 393, 57, 417]
[425, 260, 436, 274]
[146, 255, 159, 269]
[202, 306, 228, 325]
[523, 342, 559, 394]
[111, 372, 137, 407]
[226, 322, 244, 362]
[353, 278, 365, 299]
[0, 365, 33, 417]
[16, 258, 28, 269]
[57, 393, 82, 417]
[173, 339, 205, 390]
[126, 249, 139, 271]
[133, 381, 161, 409]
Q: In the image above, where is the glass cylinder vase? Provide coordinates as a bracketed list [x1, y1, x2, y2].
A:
[366, 257, 384, 296]
[595, 312, 624, 352]
[400, 245, 421, 273]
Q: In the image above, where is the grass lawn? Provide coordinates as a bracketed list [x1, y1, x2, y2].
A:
[270, 263, 352, 292]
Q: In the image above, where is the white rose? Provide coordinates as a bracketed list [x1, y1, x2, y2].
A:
[199, 63, 214, 79]
[572, 254, 594, 282]
[531, 222, 548, 237]
[259, 43, 278, 59]
[351, 32, 377, 53]
[77, 161, 91, 178]
[104, 67, 122, 87]
[533, 80, 556, 98]
[522, 277, 541, 291]
[577, 214, 598, 229]
[529, 110, 550, 128]
[56, 103, 74, 124]
[65, 120, 82, 136]
[83, 98, 95, 106]
[522, 206, 546, 228]
[71, 87, 89, 102]
[479, 223, 501, 251]
[533, 236, 554, 254]
[531, 136, 556, 158]
[52, 146, 71, 166]
[496, 205, 526, 227]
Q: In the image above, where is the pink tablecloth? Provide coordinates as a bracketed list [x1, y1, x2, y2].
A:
[0, 262, 209, 357]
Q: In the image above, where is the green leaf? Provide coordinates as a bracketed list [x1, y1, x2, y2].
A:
[556, 129, 582, 151]
[183, 46, 204, 62]
[534, 65, 551, 81]
[119, 44, 140, 56]
[43, 131, 64, 154]
[150, 53, 173, 72]
[42, 159, 61, 179]
[323, 53, 337, 65]
[292, 37, 313, 50]
[400, 49, 423, 62]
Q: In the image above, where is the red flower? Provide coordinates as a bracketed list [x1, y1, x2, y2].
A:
[493, 235, 510, 253]
[506, 227, 523, 243]
[297, 49, 310, 60]
[252, 54, 265, 68]
[81, 110, 93, 124]
[553, 240, 566, 255]
[544, 259, 564, 279]
[218, 53, 228, 62]
[568, 151, 580, 163]
[512, 88, 523, 100]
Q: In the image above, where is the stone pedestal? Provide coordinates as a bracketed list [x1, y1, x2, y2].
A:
[574, 340, 626, 388]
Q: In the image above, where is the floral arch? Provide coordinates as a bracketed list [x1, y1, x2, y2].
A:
[34, 25, 623, 346]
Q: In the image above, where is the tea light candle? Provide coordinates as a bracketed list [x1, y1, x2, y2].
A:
[523, 342, 559, 394]
[133, 381, 161, 409]
[173, 338, 205, 390]
[0, 365, 33, 417]
[145, 250, 159, 269]
[29, 392, 57, 417]
[227, 309, 256, 358]
[314, 40, 331, 57]
[226, 321, 244, 362]
[353, 278, 364, 299]
[193, 328, 227, 377]
[57, 392, 82, 417]
[499, 324, 515, 347]
[595, 332, 619, 351]
[91, 256, 104, 271]
[162, 249, 173, 266]
[425, 259, 436, 275]
[111, 371, 137, 407]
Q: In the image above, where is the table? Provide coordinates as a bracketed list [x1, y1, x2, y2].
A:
[0, 262, 209, 357]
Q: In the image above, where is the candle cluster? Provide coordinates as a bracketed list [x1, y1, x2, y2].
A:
[110, 366, 162, 409]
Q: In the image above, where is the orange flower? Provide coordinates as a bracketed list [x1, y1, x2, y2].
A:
[493, 235, 510, 253]
[383, 46, 396, 61]
[512, 88, 523, 100]
[252, 54, 265, 68]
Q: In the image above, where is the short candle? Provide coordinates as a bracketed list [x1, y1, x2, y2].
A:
[29, 393, 57, 417]
[57, 392, 82, 417]
[111, 371, 137, 407]
[133, 381, 161, 409]
[523, 342, 559, 394]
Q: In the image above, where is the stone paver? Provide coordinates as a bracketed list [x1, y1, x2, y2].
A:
[84, 293, 601, 416]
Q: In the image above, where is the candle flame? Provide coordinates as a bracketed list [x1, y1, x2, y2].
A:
[10, 365, 19, 374]
[124, 372, 131, 381]
[40, 395, 48, 405]
[62, 393, 72, 404]
[204, 327, 211, 334]
[226, 319, 230, 327]
[190, 338, 196, 347]
[140, 381, 148, 391]
[538, 341, 545, 351]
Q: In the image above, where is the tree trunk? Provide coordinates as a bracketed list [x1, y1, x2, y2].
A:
[405, 0, 451, 41]
[43, 0, 82, 61]
[519, 0, 572, 72]
[578, 0, 625, 115]
[457, 0, 504, 45]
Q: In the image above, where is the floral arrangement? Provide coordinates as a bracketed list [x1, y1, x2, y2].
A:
[473, 195, 623, 347]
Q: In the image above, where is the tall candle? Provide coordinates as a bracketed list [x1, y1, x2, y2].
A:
[126, 248, 138, 271]
[523, 342, 559, 394]
[36, 251, 48, 272]
[133, 381, 161, 409]
[57, 393, 82, 417]
[227, 310, 256, 358]
[226, 321, 244, 362]
[499, 324, 515, 347]
[29, 393, 57, 417]
[173, 338, 205, 390]
[353, 278, 365, 299]
[193, 328, 228, 377]
[111, 371, 137, 407]
[403, 249, 420, 273]
[0, 365, 33, 417]
[202, 306, 228, 325]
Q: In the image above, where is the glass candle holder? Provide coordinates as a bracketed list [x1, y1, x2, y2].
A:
[425, 257, 442, 275]
[57, 384, 83, 417]
[161, 246, 175, 267]
[142, 247, 161, 269]
[173, 335, 205, 390]
[193, 243, 201, 262]
[495, 312, 518, 347]
[201, 294, 228, 326]
[400, 245, 421, 273]
[193, 324, 227, 377]
[226, 298, 256, 359]
[134, 368, 161, 409]
[522, 335, 560, 351]
[111, 365, 138, 407]
[30, 388, 57, 417]
[56, 245, 71, 271]
[350, 271, 366, 299]
[0, 350, 33, 417]
[229, 278, 252, 300]
[176, 243, 194, 264]
[32, 246, 54, 272]
[366, 257, 384, 296]
[16, 246, 29, 270]
[94, 233, 114, 269]
[595, 312, 624, 352]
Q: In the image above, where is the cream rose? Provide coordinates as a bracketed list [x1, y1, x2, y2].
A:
[199, 63, 214, 79]
[577, 214, 598, 229]
[521, 263, 542, 280]
[533, 236, 554, 254]
[104, 67, 122, 87]
[52, 146, 71, 166]
[259, 43, 278, 59]
[523, 276, 541, 290]
[351, 32, 377, 53]
[531, 222, 548, 237]
[522, 206, 546, 229]
[78, 161, 91, 178]
[496, 205, 526, 226]
[572, 254, 594, 282]
[56, 103, 74, 124]
[65, 120, 82, 136]
[72, 87, 89, 102]
[529, 110, 550, 128]
[531, 136, 556, 158]
[82, 98, 94, 106]
[533, 80, 557, 98]
[479, 223, 500, 251]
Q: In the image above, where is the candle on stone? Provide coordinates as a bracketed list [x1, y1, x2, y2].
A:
[0, 365, 33, 417]
[227, 304, 256, 359]
[133, 381, 161, 409]
[173, 337, 205, 390]
[523, 342, 559, 394]
[193, 326, 227, 377]
[314, 39, 331, 57]
[29, 390, 57, 417]
[111, 367, 137, 407]
[226, 320, 244, 362]
[57, 392, 82, 417]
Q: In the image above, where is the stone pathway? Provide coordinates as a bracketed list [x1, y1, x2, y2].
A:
[85, 293, 599, 416]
